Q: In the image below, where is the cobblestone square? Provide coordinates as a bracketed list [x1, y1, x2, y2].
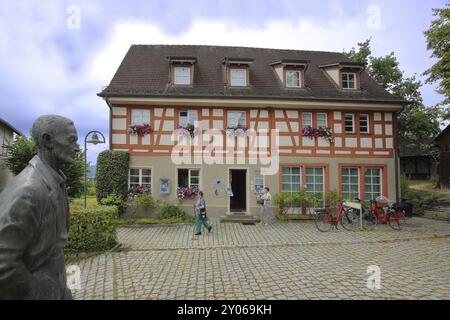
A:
[69, 218, 450, 300]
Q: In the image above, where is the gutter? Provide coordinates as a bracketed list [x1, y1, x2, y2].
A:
[97, 92, 409, 105]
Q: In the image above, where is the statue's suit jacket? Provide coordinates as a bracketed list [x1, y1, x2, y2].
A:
[0, 155, 72, 300]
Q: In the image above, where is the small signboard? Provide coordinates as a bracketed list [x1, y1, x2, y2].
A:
[159, 179, 171, 194]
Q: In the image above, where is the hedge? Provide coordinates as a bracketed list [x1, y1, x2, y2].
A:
[65, 206, 119, 255]
[96, 150, 129, 201]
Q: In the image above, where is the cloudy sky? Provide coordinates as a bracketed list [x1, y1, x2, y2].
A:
[0, 0, 446, 163]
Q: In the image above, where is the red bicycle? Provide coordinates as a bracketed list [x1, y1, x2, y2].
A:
[357, 198, 406, 231]
[315, 201, 360, 232]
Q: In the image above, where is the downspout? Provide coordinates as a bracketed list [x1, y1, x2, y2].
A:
[393, 107, 402, 202]
[102, 95, 113, 150]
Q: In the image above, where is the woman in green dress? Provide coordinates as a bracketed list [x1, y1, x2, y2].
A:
[192, 191, 212, 240]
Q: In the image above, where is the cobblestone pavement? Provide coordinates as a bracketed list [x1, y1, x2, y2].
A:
[69, 218, 450, 300]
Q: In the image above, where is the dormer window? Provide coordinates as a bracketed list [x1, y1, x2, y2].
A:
[270, 60, 309, 89]
[230, 68, 247, 87]
[320, 62, 364, 90]
[342, 72, 356, 89]
[174, 67, 191, 85]
[168, 56, 197, 86]
[286, 70, 301, 88]
[223, 58, 253, 88]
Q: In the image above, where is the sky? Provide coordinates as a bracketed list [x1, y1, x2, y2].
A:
[0, 0, 447, 163]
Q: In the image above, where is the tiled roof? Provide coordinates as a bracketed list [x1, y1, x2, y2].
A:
[0, 118, 20, 135]
[98, 44, 405, 103]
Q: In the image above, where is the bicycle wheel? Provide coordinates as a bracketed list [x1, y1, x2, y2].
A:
[362, 211, 378, 230]
[340, 208, 360, 231]
[315, 211, 333, 232]
[388, 210, 404, 230]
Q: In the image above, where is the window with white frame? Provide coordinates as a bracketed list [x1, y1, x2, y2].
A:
[345, 113, 355, 133]
[364, 168, 382, 201]
[129, 168, 152, 189]
[302, 112, 312, 128]
[317, 113, 328, 128]
[131, 109, 150, 125]
[359, 114, 370, 134]
[230, 68, 247, 86]
[286, 70, 301, 88]
[227, 111, 246, 128]
[306, 167, 325, 209]
[281, 167, 301, 193]
[254, 170, 265, 194]
[341, 168, 360, 200]
[178, 169, 200, 188]
[174, 66, 191, 85]
[342, 72, 356, 89]
[305, 168, 324, 194]
[179, 110, 198, 127]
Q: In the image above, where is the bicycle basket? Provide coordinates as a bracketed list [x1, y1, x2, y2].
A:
[375, 195, 389, 208]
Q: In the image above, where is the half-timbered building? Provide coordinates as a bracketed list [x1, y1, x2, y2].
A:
[98, 45, 406, 217]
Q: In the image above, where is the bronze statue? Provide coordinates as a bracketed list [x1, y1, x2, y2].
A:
[0, 115, 80, 299]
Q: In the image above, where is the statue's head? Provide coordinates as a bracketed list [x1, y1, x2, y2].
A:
[31, 115, 80, 165]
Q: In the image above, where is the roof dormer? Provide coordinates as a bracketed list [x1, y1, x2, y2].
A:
[168, 56, 197, 86]
[320, 62, 365, 90]
[223, 58, 253, 87]
[270, 60, 309, 89]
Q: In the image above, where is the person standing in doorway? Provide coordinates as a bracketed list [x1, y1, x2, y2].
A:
[193, 191, 212, 240]
[260, 187, 272, 225]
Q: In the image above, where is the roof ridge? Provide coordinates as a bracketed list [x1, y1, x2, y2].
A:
[130, 44, 349, 56]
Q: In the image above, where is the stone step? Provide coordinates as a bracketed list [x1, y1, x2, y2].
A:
[220, 215, 261, 223]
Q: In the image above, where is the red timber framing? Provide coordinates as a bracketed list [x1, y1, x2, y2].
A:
[110, 105, 395, 159]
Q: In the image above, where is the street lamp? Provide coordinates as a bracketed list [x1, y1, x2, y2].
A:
[84, 131, 106, 208]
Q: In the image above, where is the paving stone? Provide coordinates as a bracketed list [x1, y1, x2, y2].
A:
[69, 218, 450, 300]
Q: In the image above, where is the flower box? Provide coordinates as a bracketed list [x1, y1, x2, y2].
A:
[128, 123, 152, 136]
[225, 125, 248, 137]
[301, 126, 334, 144]
[176, 186, 199, 200]
[175, 123, 197, 138]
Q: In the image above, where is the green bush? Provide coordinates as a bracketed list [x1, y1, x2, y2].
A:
[86, 180, 97, 196]
[273, 190, 311, 215]
[96, 151, 129, 202]
[325, 190, 340, 208]
[159, 202, 187, 218]
[402, 188, 445, 215]
[65, 206, 119, 254]
[128, 193, 158, 210]
[100, 194, 124, 207]
[307, 192, 324, 209]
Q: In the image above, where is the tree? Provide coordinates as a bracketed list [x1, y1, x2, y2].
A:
[95, 150, 130, 202]
[344, 39, 442, 152]
[345, 38, 372, 66]
[2, 134, 86, 199]
[423, 3, 450, 118]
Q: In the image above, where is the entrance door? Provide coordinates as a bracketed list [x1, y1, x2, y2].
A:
[230, 169, 247, 212]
